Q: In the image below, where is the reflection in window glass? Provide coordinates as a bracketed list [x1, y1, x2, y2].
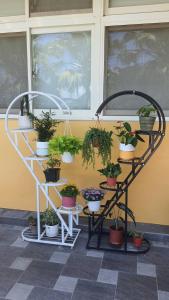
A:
[0, 0, 25, 17]
[105, 27, 169, 116]
[30, 0, 92, 15]
[109, 0, 167, 7]
[32, 32, 91, 110]
[0, 34, 28, 111]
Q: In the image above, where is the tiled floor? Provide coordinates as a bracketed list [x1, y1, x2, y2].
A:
[0, 224, 169, 300]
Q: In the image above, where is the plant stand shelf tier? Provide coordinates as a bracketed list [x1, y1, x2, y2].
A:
[5, 91, 81, 248]
[83, 90, 166, 254]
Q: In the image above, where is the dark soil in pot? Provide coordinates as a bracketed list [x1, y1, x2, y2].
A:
[44, 168, 60, 182]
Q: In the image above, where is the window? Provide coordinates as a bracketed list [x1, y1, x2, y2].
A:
[32, 31, 91, 110]
[109, 0, 168, 7]
[0, 0, 25, 17]
[30, 0, 92, 16]
[0, 33, 28, 112]
[104, 26, 169, 116]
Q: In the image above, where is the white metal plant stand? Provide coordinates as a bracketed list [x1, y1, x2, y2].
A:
[5, 91, 82, 248]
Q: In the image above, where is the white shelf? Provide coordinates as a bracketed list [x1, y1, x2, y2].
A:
[58, 204, 83, 215]
[40, 178, 67, 187]
[11, 128, 35, 133]
[24, 155, 48, 161]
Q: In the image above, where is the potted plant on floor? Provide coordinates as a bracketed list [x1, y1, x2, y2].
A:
[43, 155, 61, 182]
[109, 202, 136, 246]
[30, 111, 60, 156]
[98, 162, 122, 187]
[49, 135, 82, 163]
[18, 95, 32, 129]
[132, 231, 143, 248]
[114, 121, 144, 160]
[60, 184, 79, 208]
[82, 127, 113, 168]
[41, 208, 59, 237]
[28, 215, 37, 234]
[82, 188, 105, 212]
[137, 104, 156, 131]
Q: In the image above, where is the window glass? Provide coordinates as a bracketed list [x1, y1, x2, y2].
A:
[0, 34, 28, 112]
[0, 0, 25, 17]
[105, 27, 169, 116]
[30, 0, 92, 16]
[32, 31, 91, 110]
[109, 0, 168, 7]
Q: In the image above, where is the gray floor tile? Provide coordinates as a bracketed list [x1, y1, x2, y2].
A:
[97, 268, 118, 285]
[0, 246, 23, 268]
[10, 257, 32, 271]
[6, 283, 33, 300]
[156, 265, 169, 292]
[62, 253, 101, 281]
[11, 237, 29, 248]
[116, 272, 158, 300]
[72, 279, 116, 300]
[152, 241, 169, 248]
[158, 290, 169, 300]
[49, 251, 70, 264]
[138, 247, 169, 267]
[19, 260, 63, 289]
[86, 250, 104, 258]
[2, 209, 29, 219]
[20, 243, 56, 260]
[0, 267, 22, 298]
[137, 262, 156, 277]
[54, 276, 78, 293]
[102, 252, 137, 273]
[27, 287, 71, 300]
[73, 236, 87, 255]
[0, 230, 19, 246]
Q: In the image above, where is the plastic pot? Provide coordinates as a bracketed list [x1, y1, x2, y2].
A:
[45, 224, 59, 237]
[119, 143, 135, 160]
[109, 227, 124, 245]
[18, 115, 32, 129]
[36, 141, 49, 156]
[139, 116, 156, 131]
[88, 200, 100, 212]
[44, 168, 60, 182]
[62, 196, 76, 208]
[61, 152, 74, 163]
[133, 237, 143, 248]
[107, 177, 117, 187]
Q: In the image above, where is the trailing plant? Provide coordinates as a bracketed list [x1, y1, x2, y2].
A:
[114, 121, 144, 147]
[82, 188, 105, 202]
[60, 184, 79, 197]
[46, 155, 61, 169]
[41, 208, 59, 226]
[137, 104, 156, 117]
[98, 162, 121, 178]
[49, 135, 82, 156]
[82, 127, 113, 167]
[109, 202, 136, 230]
[30, 111, 60, 142]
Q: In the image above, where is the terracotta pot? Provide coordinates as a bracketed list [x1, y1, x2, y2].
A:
[62, 196, 76, 208]
[119, 143, 135, 160]
[109, 227, 124, 245]
[107, 177, 117, 187]
[133, 237, 143, 248]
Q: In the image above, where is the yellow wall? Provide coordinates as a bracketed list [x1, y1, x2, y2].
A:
[0, 119, 169, 225]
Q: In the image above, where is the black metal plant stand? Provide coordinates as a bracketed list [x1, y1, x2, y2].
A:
[83, 90, 166, 254]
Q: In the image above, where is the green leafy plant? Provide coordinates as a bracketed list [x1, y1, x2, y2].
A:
[28, 215, 36, 226]
[137, 105, 156, 117]
[46, 155, 61, 169]
[41, 208, 59, 226]
[109, 202, 136, 230]
[114, 121, 144, 147]
[82, 127, 113, 168]
[49, 135, 82, 156]
[131, 231, 143, 238]
[30, 111, 60, 142]
[98, 162, 121, 178]
[60, 184, 79, 197]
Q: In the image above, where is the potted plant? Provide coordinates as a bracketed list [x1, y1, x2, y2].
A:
[44, 155, 61, 182]
[30, 111, 60, 156]
[137, 104, 156, 131]
[114, 121, 144, 160]
[82, 188, 105, 212]
[28, 215, 37, 234]
[82, 127, 113, 168]
[49, 135, 82, 163]
[132, 231, 143, 248]
[18, 95, 32, 129]
[60, 184, 79, 208]
[109, 202, 136, 246]
[41, 208, 59, 238]
[98, 162, 122, 187]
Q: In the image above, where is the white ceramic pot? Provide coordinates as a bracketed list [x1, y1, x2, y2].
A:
[88, 200, 100, 212]
[61, 152, 74, 163]
[45, 224, 59, 238]
[36, 141, 49, 156]
[18, 115, 32, 129]
[120, 143, 135, 152]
